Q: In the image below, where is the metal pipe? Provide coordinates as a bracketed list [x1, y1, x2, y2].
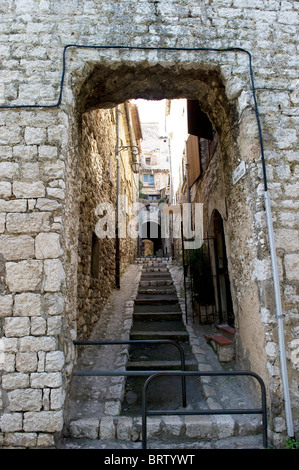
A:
[142, 370, 268, 449]
[264, 192, 294, 437]
[73, 339, 187, 407]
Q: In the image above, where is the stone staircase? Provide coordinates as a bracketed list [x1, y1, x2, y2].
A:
[61, 257, 265, 449]
[122, 257, 200, 414]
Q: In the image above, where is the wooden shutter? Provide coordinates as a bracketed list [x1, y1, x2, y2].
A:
[186, 134, 201, 187]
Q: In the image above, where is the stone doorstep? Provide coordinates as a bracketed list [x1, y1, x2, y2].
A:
[204, 334, 233, 346]
[203, 334, 235, 362]
[67, 414, 263, 444]
[215, 324, 236, 338]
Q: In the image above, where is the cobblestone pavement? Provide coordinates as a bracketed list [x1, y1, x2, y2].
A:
[58, 258, 265, 450]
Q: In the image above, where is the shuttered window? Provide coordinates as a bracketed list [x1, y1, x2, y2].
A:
[186, 134, 201, 187]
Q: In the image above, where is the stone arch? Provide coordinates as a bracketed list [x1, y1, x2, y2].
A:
[64, 58, 248, 330]
[62, 53, 268, 407]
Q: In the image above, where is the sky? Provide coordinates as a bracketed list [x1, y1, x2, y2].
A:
[132, 99, 166, 125]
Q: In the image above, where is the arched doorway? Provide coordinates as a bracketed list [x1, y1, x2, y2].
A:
[62, 54, 270, 432]
[141, 220, 162, 255]
[211, 210, 234, 327]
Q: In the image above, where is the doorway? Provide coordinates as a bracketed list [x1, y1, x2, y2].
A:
[211, 210, 234, 327]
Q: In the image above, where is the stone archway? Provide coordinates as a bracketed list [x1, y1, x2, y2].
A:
[63, 54, 268, 375]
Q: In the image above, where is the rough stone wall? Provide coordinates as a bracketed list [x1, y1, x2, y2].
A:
[77, 108, 115, 339]
[0, 0, 298, 448]
[76, 105, 137, 340]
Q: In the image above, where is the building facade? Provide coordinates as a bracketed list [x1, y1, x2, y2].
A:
[138, 118, 171, 256]
[0, 0, 298, 448]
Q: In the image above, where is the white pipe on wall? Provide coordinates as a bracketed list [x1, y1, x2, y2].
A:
[264, 191, 294, 438]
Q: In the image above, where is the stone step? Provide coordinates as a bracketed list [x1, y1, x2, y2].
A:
[133, 311, 182, 321]
[215, 323, 236, 339]
[65, 416, 264, 448]
[142, 271, 169, 276]
[135, 295, 178, 304]
[142, 262, 168, 266]
[126, 359, 198, 371]
[138, 287, 176, 295]
[132, 318, 185, 330]
[130, 330, 189, 341]
[143, 267, 169, 273]
[203, 333, 235, 362]
[139, 279, 173, 286]
[134, 303, 182, 313]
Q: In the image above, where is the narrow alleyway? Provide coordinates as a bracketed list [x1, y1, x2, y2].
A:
[59, 258, 265, 449]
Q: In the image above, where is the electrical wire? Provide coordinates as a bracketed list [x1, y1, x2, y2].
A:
[0, 42, 295, 438]
[0, 44, 268, 189]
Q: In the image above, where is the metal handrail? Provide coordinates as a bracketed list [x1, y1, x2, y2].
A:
[73, 339, 187, 407]
[142, 370, 268, 449]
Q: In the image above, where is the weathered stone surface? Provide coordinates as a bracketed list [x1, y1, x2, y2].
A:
[23, 411, 64, 433]
[0, 199, 27, 213]
[19, 336, 56, 353]
[31, 317, 47, 336]
[2, 373, 29, 390]
[99, 416, 116, 439]
[50, 387, 65, 410]
[43, 259, 65, 291]
[285, 254, 299, 281]
[0, 235, 35, 260]
[30, 372, 62, 389]
[39, 146, 58, 160]
[13, 293, 42, 317]
[16, 352, 38, 373]
[4, 432, 37, 448]
[12, 181, 45, 198]
[6, 212, 51, 233]
[0, 213, 5, 232]
[116, 417, 133, 441]
[36, 433, 55, 448]
[0, 161, 19, 178]
[35, 232, 62, 259]
[45, 351, 65, 372]
[0, 294, 13, 317]
[24, 127, 47, 145]
[0, 0, 298, 448]
[8, 388, 42, 412]
[161, 415, 183, 436]
[4, 317, 30, 337]
[0, 181, 11, 197]
[69, 419, 99, 439]
[0, 413, 23, 432]
[43, 292, 64, 315]
[6, 260, 43, 292]
[185, 416, 215, 439]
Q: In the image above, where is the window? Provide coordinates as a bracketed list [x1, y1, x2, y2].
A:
[186, 100, 216, 186]
[91, 232, 100, 278]
[143, 174, 154, 186]
[145, 157, 151, 165]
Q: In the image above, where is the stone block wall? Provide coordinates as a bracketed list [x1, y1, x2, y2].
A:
[0, 0, 298, 448]
[77, 105, 137, 339]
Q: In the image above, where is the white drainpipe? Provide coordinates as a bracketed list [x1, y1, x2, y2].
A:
[264, 191, 294, 438]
